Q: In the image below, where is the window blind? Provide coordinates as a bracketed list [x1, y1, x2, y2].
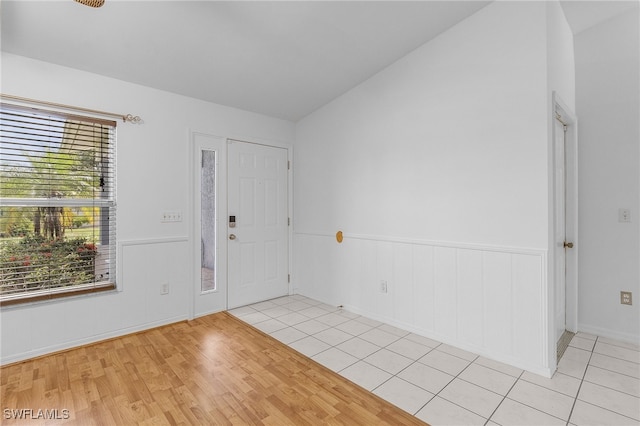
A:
[0, 104, 116, 304]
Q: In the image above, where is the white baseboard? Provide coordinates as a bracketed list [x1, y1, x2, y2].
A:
[578, 323, 640, 345]
[1, 315, 189, 366]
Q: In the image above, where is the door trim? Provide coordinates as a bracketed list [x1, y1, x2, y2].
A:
[551, 93, 578, 355]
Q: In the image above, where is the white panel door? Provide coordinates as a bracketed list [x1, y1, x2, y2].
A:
[228, 140, 288, 308]
[554, 118, 567, 343]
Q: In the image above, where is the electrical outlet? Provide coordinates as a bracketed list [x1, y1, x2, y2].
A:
[621, 291, 632, 305]
[380, 280, 388, 293]
[161, 283, 169, 295]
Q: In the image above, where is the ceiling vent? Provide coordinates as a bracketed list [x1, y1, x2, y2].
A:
[74, 0, 105, 8]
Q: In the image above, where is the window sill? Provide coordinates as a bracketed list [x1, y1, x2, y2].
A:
[0, 283, 116, 307]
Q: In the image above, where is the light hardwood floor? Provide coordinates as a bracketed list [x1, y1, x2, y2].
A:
[0, 312, 427, 425]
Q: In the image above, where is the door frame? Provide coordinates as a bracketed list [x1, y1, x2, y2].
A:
[189, 131, 293, 319]
[551, 93, 579, 350]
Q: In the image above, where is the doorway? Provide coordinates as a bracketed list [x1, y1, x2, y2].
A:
[227, 140, 289, 309]
[553, 95, 578, 359]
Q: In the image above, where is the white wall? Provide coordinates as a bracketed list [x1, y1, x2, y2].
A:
[0, 53, 295, 364]
[294, 1, 574, 375]
[546, 0, 577, 355]
[575, 10, 640, 343]
[295, 1, 549, 249]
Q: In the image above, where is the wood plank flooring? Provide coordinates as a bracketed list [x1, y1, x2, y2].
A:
[1, 312, 428, 425]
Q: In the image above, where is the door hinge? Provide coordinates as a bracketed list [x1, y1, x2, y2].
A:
[288, 160, 290, 170]
[288, 274, 290, 283]
[288, 217, 290, 226]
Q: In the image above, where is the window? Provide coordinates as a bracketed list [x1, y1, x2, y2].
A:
[0, 104, 116, 305]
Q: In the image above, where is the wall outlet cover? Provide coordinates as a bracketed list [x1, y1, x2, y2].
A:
[621, 291, 632, 305]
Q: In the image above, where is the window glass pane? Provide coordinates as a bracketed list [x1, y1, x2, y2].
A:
[0, 104, 116, 304]
[201, 150, 216, 292]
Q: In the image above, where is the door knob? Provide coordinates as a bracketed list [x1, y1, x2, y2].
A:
[229, 234, 236, 240]
[564, 241, 573, 248]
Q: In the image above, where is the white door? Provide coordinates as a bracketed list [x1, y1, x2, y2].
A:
[554, 117, 567, 343]
[192, 133, 228, 317]
[227, 140, 289, 308]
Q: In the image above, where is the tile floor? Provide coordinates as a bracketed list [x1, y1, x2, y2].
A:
[229, 295, 640, 426]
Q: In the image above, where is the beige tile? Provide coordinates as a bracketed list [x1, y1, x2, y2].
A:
[336, 337, 381, 359]
[313, 302, 339, 312]
[416, 396, 486, 426]
[293, 319, 331, 335]
[237, 311, 271, 324]
[276, 311, 310, 326]
[364, 349, 413, 375]
[298, 305, 334, 318]
[252, 318, 288, 334]
[311, 347, 358, 372]
[575, 332, 597, 341]
[336, 309, 360, 320]
[312, 327, 353, 346]
[250, 300, 279, 310]
[578, 381, 640, 421]
[289, 336, 331, 357]
[405, 333, 441, 348]
[438, 344, 478, 361]
[359, 328, 401, 347]
[570, 336, 596, 351]
[459, 363, 517, 395]
[282, 300, 313, 311]
[594, 342, 640, 364]
[419, 349, 472, 376]
[385, 337, 432, 360]
[316, 312, 351, 327]
[520, 371, 581, 397]
[598, 337, 640, 352]
[557, 356, 588, 379]
[335, 319, 374, 336]
[228, 305, 257, 316]
[341, 361, 392, 391]
[584, 365, 640, 397]
[397, 362, 454, 394]
[261, 305, 295, 318]
[354, 316, 383, 327]
[269, 327, 307, 344]
[373, 377, 434, 415]
[474, 356, 524, 377]
[563, 346, 592, 363]
[269, 296, 295, 305]
[288, 294, 311, 302]
[491, 398, 565, 426]
[377, 323, 410, 337]
[570, 400, 640, 426]
[439, 378, 503, 418]
[590, 353, 640, 379]
[507, 379, 574, 420]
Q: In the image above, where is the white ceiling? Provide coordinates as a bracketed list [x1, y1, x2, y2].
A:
[1, 1, 637, 122]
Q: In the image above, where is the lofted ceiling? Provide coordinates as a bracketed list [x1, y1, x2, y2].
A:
[1, 1, 637, 122]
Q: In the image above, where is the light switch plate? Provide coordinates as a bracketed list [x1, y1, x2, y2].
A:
[619, 208, 631, 223]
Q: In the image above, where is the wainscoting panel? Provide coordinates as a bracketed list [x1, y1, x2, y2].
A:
[293, 232, 549, 375]
[1, 238, 190, 365]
